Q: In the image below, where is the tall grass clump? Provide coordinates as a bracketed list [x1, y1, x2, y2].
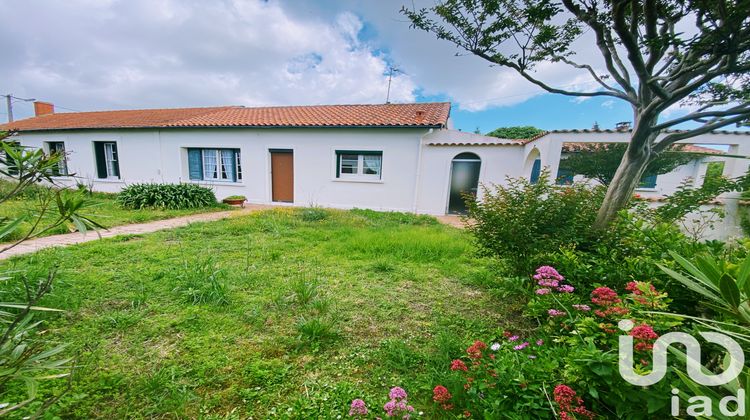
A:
[118, 183, 216, 210]
[173, 256, 230, 305]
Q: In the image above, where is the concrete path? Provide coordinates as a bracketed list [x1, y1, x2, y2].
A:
[0, 204, 275, 260]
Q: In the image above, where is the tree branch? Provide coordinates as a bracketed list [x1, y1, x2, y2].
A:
[654, 113, 750, 153]
[652, 104, 750, 131]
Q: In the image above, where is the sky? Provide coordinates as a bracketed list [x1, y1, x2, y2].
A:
[0, 0, 733, 133]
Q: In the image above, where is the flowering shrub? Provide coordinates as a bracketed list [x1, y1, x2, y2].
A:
[422, 266, 683, 418]
[553, 384, 595, 420]
[349, 387, 414, 419]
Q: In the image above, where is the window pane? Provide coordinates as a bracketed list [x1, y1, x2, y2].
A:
[203, 149, 218, 179]
[340, 154, 358, 174]
[235, 150, 242, 180]
[104, 143, 118, 177]
[220, 149, 234, 180]
[363, 154, 381, 176]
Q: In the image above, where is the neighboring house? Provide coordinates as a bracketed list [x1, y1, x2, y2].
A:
[556, 142, 724, 196]
[2, 102, 749, 217]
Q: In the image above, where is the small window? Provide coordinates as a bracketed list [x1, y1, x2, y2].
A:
[94, 141, 120, 179]
[336, 151, 382, 180]
[187, 148, 241, 182]
[45, 142, 68, 176]
[639, 174, 657, 189]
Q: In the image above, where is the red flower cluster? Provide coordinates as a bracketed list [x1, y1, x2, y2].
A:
[553, 384, 595, 420]
[625, 281, 656, 295]
[590, 287, 621, 306]
[450, 359, 468, 372]
[631, 323, 659, 351]
[432, 385, 453, 410]
[466, 340, 487, 359]
[593, 305, 630, 319]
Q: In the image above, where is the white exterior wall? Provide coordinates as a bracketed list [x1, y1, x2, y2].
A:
[415, 144, 524, 215]
[14, 127, 430, 213]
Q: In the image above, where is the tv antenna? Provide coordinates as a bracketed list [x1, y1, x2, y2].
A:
[385, 66, 402, 104]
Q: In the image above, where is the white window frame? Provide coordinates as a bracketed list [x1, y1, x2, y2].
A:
[103, 142, 118, 179]
[337, 152, 382, 181]
[45, 141, 68, 176]
[201, 148, 240, 182]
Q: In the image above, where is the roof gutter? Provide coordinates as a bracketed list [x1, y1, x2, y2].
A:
[7, 124, 447, 133]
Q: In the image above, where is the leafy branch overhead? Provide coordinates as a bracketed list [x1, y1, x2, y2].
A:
[402, 0, 750, 134]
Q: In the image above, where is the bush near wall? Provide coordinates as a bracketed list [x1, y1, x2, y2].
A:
[117, 183, 217, 210]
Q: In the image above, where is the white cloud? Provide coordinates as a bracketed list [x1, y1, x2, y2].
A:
[0, 0, 633, 119]
[0, 0, 416, 119]
[601, 100, 615, 109]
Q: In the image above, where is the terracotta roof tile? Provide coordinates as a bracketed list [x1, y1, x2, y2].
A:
[0, 102, 451, 132]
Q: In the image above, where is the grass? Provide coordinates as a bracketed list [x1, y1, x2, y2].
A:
[0, 181, 231, 241]
[1, 208, 526, 418]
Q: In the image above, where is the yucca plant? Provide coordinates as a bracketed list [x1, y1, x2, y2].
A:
[657, 251, 750, 419]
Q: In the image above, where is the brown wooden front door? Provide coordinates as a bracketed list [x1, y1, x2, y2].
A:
[270, 150, 294, 203]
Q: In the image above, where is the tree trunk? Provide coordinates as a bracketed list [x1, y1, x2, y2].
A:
[593, 137, 653, 229]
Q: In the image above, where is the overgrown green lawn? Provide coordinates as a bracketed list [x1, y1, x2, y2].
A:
[0, 184, 230, 241]
[2, 208, 523, 418]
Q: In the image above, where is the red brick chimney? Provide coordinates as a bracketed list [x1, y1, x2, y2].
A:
[34, 101, 54, 117]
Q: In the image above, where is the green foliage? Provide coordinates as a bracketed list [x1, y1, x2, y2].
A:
[649, 169, 750, 223]
[559, 143, 701, 186]
[485, 126, 543, 139]
[117, 183, 217, 210]
[173, 256, 230, 305]
[0, 139, 102, 415]
[299, 207, 329, 222]
[466, 170, 604, 275]
[223, 195, 246, 201]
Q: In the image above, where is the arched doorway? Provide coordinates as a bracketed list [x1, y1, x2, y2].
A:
[448, 152, 481, 214]
[524, 148, 542, 184]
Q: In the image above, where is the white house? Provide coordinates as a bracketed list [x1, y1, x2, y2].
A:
[2, 101, 749, 221]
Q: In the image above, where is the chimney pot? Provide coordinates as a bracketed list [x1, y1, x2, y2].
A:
[34, 101, 54, 117]
[415, 110, 425, 121]
[615, 121, 631, 131]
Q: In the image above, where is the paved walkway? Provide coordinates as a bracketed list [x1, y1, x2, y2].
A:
[0, 204, 275, 260]
[0, 205, 467, 260]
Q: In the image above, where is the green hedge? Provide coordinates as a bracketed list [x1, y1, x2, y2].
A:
[117, 183, 216, 210]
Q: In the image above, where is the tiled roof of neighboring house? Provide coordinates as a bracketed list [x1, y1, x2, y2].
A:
[526, 128, 750, 143]
[561, 142, 724, 154]
[424, 129, 525, 146]
[0, 102, 451, 132]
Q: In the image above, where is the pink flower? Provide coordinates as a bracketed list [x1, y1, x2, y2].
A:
[508, 335, 519, 341]
[536, 339, 544, 346]
[557, 285, 575, 293]
[548, 309, 565, 317]
[389, 386, 408, 401]
[534, 266, 564, 288]
[536, 288, 551, 295]
[572, 304, 591, 311]
[349, 399, 368, 417]
[513, 341, 529, 351]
